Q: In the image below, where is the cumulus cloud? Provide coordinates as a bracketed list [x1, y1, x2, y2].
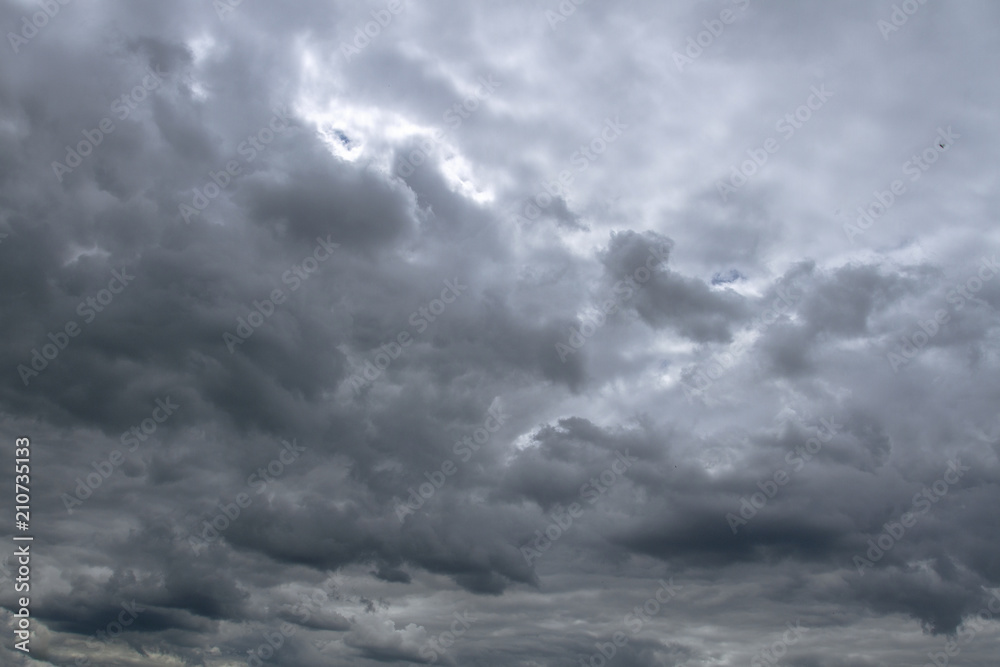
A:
[1, 0, 999, 665]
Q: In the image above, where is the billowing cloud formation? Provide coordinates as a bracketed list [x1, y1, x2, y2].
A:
[1, 0, 999, 665]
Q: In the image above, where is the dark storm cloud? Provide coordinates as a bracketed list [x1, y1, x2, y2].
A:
[596, 230, 752, 343]
[1, 0, 999, 665]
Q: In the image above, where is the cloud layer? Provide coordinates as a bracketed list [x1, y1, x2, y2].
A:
[2, 0, 999, 665]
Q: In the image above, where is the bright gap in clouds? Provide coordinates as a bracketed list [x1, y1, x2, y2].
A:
[295, 46, 494, 203]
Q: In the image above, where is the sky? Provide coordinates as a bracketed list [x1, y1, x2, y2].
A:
[1, 0, 1000, 665]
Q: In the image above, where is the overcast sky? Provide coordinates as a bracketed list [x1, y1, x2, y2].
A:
[2, 0, 1000, 665]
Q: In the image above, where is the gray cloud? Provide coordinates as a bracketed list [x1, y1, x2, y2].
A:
[2, 0, 999, 665]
